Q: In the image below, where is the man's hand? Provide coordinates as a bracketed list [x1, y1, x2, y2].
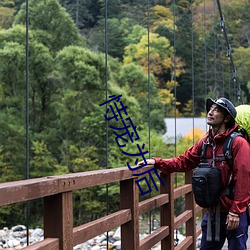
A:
[137, 159, 156, 166]
[226, 213, 240, 230]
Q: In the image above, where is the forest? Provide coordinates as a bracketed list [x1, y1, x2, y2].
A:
[0, 0, 249, 228]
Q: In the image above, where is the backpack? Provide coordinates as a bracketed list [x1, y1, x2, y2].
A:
[192, 131, 241, 208]
[235, 105, 250, 142]
[192, 162, 221, 208]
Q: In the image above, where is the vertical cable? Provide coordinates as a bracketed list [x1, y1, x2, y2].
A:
[25, 0, 30, 245]
[173, 0, 179, 245]
[213, 0, 217, 94]
[147, 0, 152, 234]
[204, 0, 207, 97]
[104, 0, 109, 247]
[191, 0, 195, 145]
[216, 0, 241, 103]
[147, 0, 151, 171]
[228, 64, 231, 100]
[173, 0, 176, 157]
[220, 38, 225, 96]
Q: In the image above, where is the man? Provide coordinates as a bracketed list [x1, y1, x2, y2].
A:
[138, 97, 250, 250]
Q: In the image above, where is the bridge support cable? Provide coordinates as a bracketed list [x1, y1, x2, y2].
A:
[25, 0, 30, 246]
[213, 0, 218, 96]
[146, 0, 153, 235]
[104, 0, 110, 248]
[215, 0, 242, 104]
[203, 0, 207, 98]
[218, 30, 225, 96]
[172, 0, 180, 246]
[191, 0, 195, 145]
[172, 0, 177, 159]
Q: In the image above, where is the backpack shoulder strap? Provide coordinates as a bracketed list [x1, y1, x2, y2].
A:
[200, 141, 208, 162]
[223, 132, 242, 169]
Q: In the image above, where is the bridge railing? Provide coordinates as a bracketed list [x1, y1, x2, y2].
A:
[0, 165, 203, 250]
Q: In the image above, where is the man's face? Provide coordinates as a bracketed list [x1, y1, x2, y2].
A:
[207, 104, 226, 127]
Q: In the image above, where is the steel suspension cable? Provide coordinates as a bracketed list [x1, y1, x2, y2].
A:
[25, 0, 30, 245]
[173, 0, 177, 159]
[147, 0, 152, 234]
[203, 0, 207, 97]
[216, 0, 242, 104]
[213, 0, 217, 94]
[104, 0, 109, 248]
[172, 0, 179, 245]
[218, 34, 225, 96]
[191, 0, 195, 144]
[147, 0, 151, 174]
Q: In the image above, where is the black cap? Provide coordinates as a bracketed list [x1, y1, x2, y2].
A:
[206, 97, 237, 119]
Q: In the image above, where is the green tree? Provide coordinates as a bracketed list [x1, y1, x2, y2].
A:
[61, 0, 101, 29]
[0, 6, 15, 29]
[124, 32, 185, 88]
[86, 17, 139, 60]
[116, 63, 166, 132]
[51, 46, 141, 166]
[14, 0, 84, 52]
[30, 141, 57, 177]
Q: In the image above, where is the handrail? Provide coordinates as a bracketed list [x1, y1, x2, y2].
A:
[0, 165, 203, 250]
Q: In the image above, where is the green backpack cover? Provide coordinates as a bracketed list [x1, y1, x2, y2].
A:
[235, 105, 250, 140]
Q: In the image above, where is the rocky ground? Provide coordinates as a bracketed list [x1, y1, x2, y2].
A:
[0, 225, 188, 250]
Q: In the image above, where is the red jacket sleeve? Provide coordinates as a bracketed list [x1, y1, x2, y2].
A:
[154, 140, 203, 174]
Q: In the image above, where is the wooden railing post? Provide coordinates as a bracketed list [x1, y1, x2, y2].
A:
[160, 173, 174, 250]
[120, 178, 139, 250]
[44, 192, 73, 250]
[185, 171, 196, 250]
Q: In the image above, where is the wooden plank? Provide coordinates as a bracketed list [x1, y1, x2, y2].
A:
[22, 238, 59, 250]
[139, 194, 169, 215]
[73, 209, 131, 245]
[0, 166, 154, 206]
[0, 177, 59, 206]
[58, 165, 154, 192]
[185, 171, 196, 250]
[120, 178, 139, 250]
[174, 184, 192, 199]
[195, 204, 203, 213]
[44, 192, 73, 250]
[196, 226, 202, 237]
[139, 226, 169, 250]
[175, 236, 193, 250]
[161, 173, 174, 250]
[174, 210, 192, 229]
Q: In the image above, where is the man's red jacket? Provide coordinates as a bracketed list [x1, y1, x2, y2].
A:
[154, 124, 250, 216]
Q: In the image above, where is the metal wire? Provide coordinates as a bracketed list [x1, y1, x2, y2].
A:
[173, 0, 177, 158]
[204, 0, 207, 97]
[147, 0, 152, 235]
[191, 0, 195, 144]
[213, 0, 217, 94]
[104, 0, 109, 248]
[172, 0, 179, 245]
[215, 0, 242, 104]
[25, 0, 30, 245]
